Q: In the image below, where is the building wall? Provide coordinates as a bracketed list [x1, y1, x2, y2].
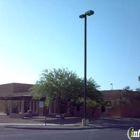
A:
[74, 90, 140, 118]
[0, 83, 33, 96]
[0, 83, 33, 113]
[0, 83, 14, 96]
[101, 90, 140, 118]
[0, 83, 140, 118]
[0, 84, 14, 113]
[119, 101, 140, 117]
[80, 107, 101, 117]
[13, 83, 33, 93]
[0, 100, 6, 114]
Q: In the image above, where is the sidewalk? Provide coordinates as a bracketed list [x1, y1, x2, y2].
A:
[0, 114, 140, 130]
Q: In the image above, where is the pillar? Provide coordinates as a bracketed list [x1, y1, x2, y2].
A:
[33, 100, 35, 114]
[10, 100, 13, 117]
[21, 100, 24, 118]
[67, 102, 70, 114]
[36, 100, 39, 115]
[54, 101, 56, 114]
[49, 104, 52, 114]
[18, 101, 20, 112]
[29, 101, 32, 111]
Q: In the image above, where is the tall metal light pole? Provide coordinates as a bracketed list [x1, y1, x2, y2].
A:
[110, 83, 113, 90]
[79, 10, 94, 125]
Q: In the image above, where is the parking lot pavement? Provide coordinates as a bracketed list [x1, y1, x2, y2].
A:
[0, 112, 6, 115]
[0, 114, 140, 129]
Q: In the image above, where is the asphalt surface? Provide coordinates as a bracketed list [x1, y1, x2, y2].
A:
[0, 114, 140, 130]
[0, 126, 132, 140]
[0, 114, 140, 140]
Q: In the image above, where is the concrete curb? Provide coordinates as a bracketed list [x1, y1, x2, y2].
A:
[5, 125, 95, 130]
[3, 123, 140, 130]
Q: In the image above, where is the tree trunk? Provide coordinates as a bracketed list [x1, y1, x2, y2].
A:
[92, 107, 97, 117]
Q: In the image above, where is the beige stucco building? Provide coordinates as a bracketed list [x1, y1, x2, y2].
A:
[0, 83, 140, 118]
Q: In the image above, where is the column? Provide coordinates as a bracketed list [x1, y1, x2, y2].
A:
[10, 100, 13, 117]
[29, 101, 32, 111]
[67, 102, 70, 114]
[54, 101, 56, 114]
[21, 100, 24, 118]
[36, 100, 39, 115]
[49, 104, 52, 114]
[18, 101, 20, 113]
[33, 100, 35, 114]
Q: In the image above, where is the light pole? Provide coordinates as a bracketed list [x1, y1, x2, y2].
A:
[79, 10, 94, 126]
[110, 83, 113, 90]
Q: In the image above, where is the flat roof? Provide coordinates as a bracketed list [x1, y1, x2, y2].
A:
[0, 83, 34, 86]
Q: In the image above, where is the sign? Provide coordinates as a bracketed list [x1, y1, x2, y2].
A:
[127, 127, 140, 140]
[39, 101, 44, 108]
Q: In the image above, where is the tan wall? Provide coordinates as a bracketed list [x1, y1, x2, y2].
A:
[79, 107, 101, 117]
[0, 100, 10, 114]
[0, 84, 14, 96]
[13, 84, 33, 93]
[101, 90, 121, 101]
[0, 84, 140, 118]
[0, 83, 33, 113]
[102, 100, 140, 118]
[0, 100, 4, 112]
[119, 101, 140, 117]
[0, 83, 13, 113]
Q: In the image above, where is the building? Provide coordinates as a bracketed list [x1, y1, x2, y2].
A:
[0, 83, 140, 118]
[0, 83, 64, 118]
[101, 90, 140, 118]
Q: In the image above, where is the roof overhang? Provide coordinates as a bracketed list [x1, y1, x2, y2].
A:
[0, 95, 33, 100]
[0, 95, 46, 101]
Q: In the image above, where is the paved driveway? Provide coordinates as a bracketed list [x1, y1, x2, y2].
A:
[0, 114, 140, 127]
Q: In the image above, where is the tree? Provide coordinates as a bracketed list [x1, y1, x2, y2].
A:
[30, 68, 79, 114]
[117, 86, 140, 117]
[86, 98, 112, 117]
[30, 68, 102, 115]
[117, 86, 133, 104]
[87, 99, 101, 117]
[138, 76, 140, 82]
[116, 86, 134, 117]
[74, 79, 104, 117]
[135, 75, 140, 100]
[136, 76, 140, 92]
[135, 88, 140, 92]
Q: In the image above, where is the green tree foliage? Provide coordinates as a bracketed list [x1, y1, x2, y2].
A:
[118, 86, 139, 107]
[135, 76, 140, 101]
[30, 68, 103, 114]
[87, 99, 112, 117]
[87, 99, 101, 117]
[117, 86, 134, 104]
[135, 88, 140, 92]
[118, 86, 140, 117]
[86, 81, 104, 117]
[138, 76, 140, 82]
[136, 76, 140, 92]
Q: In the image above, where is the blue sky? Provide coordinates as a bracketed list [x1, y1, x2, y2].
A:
[0, 0, 140, 90]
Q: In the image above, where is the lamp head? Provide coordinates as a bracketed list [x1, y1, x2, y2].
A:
[79, 10, 94, 18]
[85, 10, 94, 16]
[79, 14, 85, 19]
